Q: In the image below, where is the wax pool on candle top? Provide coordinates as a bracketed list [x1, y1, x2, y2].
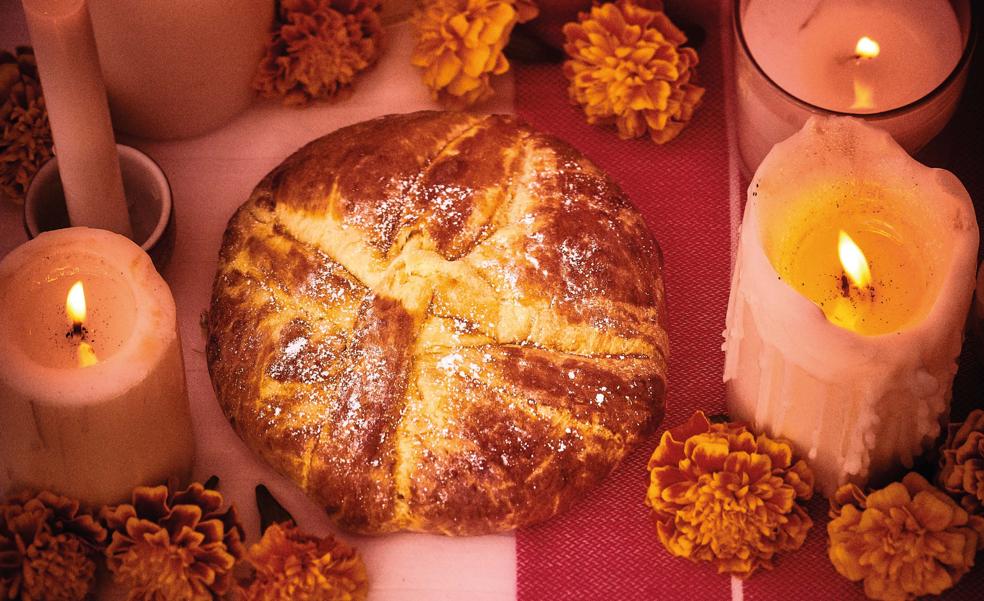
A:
[742, 0, 962, 112]
[2, 255, 136, 368]
[767, 189, 936, 335]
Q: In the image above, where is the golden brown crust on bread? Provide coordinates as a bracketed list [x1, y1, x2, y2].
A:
[207, 111, 668, 535]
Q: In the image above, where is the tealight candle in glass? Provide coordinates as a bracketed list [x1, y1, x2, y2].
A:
[733, 0, 976, 174]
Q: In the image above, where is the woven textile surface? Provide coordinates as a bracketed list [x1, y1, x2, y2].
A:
[513, 1, 984, 599]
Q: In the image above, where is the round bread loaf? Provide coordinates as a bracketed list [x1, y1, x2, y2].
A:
[207, 111, 668, 535]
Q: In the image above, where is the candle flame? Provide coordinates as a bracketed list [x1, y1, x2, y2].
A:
[838, 231, 872, 289]
[850, 80, 875, 110]
[66, 281, 86, 326]
[855, 36, 880, 59]
[78, 342, 99, 367]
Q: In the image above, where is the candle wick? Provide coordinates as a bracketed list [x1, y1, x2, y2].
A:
[839, 272, 876, 300]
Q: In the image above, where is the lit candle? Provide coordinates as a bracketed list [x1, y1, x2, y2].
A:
[733, 0, 973, 173]
[66, 281, 100, 367]
[22, 0, 132, 236]
[723, 117, 979, 495]
[0, 228, 194, 506]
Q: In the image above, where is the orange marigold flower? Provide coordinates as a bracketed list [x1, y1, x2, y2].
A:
[828, 472, 978, 601]
[236, 521, 368, 601]
[938, 408, 984, 548]
[1, 47, 53, 204]
[0, 490, 106, 601]
[101, 482, 245, 601]
[646, 411, 814, 578]
[254, 0, 383, 105]
[563, 0, 704, 143]
[411, 0, 538, 108]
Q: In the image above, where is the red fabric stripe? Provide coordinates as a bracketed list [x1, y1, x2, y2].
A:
[514, 3, 733, 598]
[514, 1, 984, 599]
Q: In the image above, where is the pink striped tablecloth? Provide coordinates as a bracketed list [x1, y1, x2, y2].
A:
[512, 1, 984, 600]
[1, 1, 982, 599]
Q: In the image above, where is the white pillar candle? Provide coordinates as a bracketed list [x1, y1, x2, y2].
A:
[723, 117, 978, 496]
[22, 0, 132, 237]
[734, 0, 973, 173]
[0, 228, 193, 507]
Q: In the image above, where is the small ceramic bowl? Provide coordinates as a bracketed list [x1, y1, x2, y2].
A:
[24, 144, 175, 270]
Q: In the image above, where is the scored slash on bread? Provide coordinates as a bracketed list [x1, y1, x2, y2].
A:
[206, 111, 668, 535]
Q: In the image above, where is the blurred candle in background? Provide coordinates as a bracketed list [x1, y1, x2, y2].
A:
[733, 0, 975, 173]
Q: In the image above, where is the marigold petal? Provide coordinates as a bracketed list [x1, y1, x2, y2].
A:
[690, 439, 731, 472]
[491, 52, 510, 76]
[910, 491, 957, 531]
[968, 515, 984, 549]
[650, 465, 689, 489]
[865, 482, 911, 511]
[432, 51, 463, 88]
[448, 13, 470, 38]
[648, 431, 686, 468]
[460, 44, 492, 78]
[479, 4, 515, 44]
[786, 461, 816, 500]
[447, 73, 482, 95]
[649, 12, 686, 45]
[671, 410, 711, 441]
[514, 0, 537, 23]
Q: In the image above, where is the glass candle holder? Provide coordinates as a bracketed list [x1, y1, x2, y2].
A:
[734, 0, 976, 175]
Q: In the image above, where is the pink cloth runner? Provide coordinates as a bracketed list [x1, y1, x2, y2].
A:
[513, 1, 984, 599]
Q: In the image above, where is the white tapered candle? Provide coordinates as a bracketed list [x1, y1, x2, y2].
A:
[22, 0, 132, 238]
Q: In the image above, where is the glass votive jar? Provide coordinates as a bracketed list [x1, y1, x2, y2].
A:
[733, 0, 976, 175]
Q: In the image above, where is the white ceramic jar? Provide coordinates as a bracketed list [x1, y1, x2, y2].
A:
[88, 0, 274, 140]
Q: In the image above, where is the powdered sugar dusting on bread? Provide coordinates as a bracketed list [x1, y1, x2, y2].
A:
[207, 111, 667, 535]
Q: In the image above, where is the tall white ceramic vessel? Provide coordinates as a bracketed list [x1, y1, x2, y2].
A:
[88, 0, 274, 140]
